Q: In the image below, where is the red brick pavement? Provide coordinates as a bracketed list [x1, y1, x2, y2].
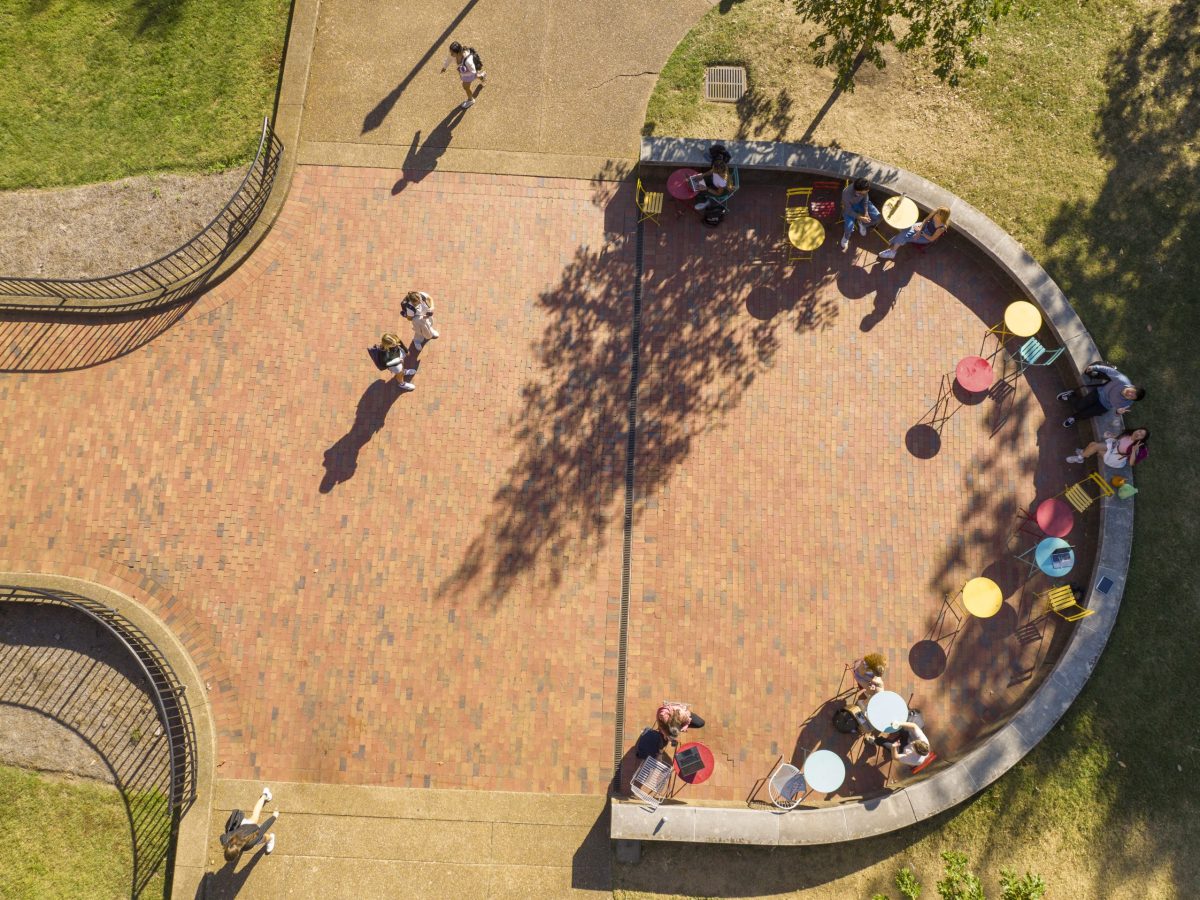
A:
[0, 170, 1094, 802]
[1, 167, 636, 794]
[625, 184, 1091, 801]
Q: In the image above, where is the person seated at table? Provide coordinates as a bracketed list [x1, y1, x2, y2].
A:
[878, 206, 950, 260]
[876, 720, 932, 768]
[851, 654, 887, 696]
[693, 158, 734, 211]
[840, 177, 882, 252]
[656, 701, 705, 746]
[1067, 426, 1149, 467]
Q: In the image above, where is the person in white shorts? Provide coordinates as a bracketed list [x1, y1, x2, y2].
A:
[1066, 426, 1149, 468]
[441, 41, 487, 109]
[379, 332, 417, 392]
[401, 291, 440, 352]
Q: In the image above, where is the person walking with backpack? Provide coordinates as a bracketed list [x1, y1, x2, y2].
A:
[371, 332, 417, 392]
[219, 786, 280, 862]
[401, 291, 439, 353]
[1058, 362, 1145, 428]
[441, 41, 487, 109]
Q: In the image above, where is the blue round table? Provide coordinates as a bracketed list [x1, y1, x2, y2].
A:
[1035, 537, 1074, 577]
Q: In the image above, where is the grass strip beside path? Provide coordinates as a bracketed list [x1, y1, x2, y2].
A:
[628, 1, 1199, 897]
[0, 763, 153, 899]
[0, 0, 290, 190]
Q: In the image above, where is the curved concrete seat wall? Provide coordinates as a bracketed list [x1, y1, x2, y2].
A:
[609, 138, 1134, 845]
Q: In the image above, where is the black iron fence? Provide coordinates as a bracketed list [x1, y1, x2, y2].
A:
[0, 584, 198, 897]
[0, 117, 284, 313]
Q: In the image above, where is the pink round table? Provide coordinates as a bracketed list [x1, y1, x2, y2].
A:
[667, 168, 701, 201]
[1035, 497, 1074, 538]
[955, 355, 994, 393]
[672, 741, 715, 785]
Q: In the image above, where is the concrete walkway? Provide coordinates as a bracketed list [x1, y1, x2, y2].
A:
[187, 779, 610, 899]
[298, 0, 711, 178]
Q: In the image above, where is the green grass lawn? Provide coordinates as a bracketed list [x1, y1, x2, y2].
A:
[626, 1, 1199, 897]
[0, 763, 162, 899]
[0, 0, 290, 190]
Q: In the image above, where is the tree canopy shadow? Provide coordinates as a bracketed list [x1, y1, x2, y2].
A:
[437, 184, 841, 606]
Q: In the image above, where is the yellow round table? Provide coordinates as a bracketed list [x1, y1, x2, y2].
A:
[962, 577, 1004, 618]
[1003, 300, 1042, 338]
[788, 216, 825, 252]
[882, 195, 919, 229]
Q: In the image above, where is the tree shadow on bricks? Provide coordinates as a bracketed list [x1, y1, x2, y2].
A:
[437, 183, 839, 606]
[319, 378, 407, 493]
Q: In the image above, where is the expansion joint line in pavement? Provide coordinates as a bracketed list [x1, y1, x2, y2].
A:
[611, 218, 645, 782]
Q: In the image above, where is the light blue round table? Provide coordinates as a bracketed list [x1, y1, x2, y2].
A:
[1035, 536, 1074, 577]
[867, 691, 909, 733]
[803, 749, 846, 794]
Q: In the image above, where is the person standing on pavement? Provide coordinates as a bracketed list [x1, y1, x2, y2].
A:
[220, 786, 280, 862]
[401, 291, 440, 353]
[1058, 363, 1145, 428]
[441, 41, 487, 109]
[840, 177, 881, 253]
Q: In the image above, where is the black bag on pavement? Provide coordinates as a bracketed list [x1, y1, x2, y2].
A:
[702, 203, 727, 228]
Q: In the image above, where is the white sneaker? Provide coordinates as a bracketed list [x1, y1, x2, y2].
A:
[858, 221, 868, 236]
[261, 787, 272, 803]
[694, 200, 709, 211]
[461, 99, 475, 109]
[399, 382, 416, 392]
[878, 248, 896, 259]
[839, 236, 849, 252]
[1066, 453, 1084, 464]
[265, 834, 275, 854]
[404, 369, 417, 378]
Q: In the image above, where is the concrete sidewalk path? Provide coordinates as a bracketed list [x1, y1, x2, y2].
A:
[187, 779, 612, 898]
[299, 0, 711, 179]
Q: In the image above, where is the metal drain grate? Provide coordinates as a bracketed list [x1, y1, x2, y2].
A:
[704, 66, 747, 102]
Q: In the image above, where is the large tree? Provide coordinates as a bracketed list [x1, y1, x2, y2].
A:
[794, 0, 1013, 89]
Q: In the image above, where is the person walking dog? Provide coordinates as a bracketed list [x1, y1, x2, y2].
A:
[441, 41, 487, 109]
[219, 786, 280, 862]
[402, 291, 440, 353]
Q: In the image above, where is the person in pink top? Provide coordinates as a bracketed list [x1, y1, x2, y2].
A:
[655, 701, 706, 746]
[1066, 426, 1149, 468]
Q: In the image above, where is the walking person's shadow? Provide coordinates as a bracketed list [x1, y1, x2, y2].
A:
[319, 378, 408, 493]
[391, 106, 467, 195]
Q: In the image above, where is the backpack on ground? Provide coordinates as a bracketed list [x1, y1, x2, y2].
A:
[702, 202, 727, 228]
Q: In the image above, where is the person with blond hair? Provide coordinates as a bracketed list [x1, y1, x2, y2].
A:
[219, 787, 279, 862]
[878, 206, 950, 260]
[378, 332, 416, 392]
[401, 291, 440, 352]
[851, 653, 887, 695]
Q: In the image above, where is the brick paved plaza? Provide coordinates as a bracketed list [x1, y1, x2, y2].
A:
[0, 168, 1090, 803]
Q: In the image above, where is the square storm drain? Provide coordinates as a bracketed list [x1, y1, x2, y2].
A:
[704, 66, 747, 102]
